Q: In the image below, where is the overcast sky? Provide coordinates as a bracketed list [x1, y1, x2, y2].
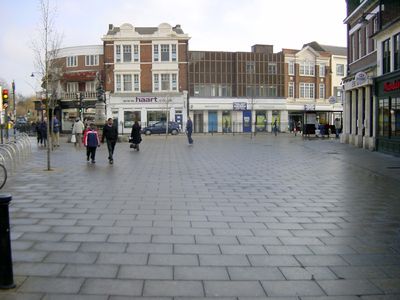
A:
[0, 0, 347, 97]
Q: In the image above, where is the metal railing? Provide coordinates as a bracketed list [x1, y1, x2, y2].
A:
[0, 133, 32, 176]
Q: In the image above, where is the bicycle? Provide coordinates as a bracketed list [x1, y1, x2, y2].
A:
[0, 163, 7, 190]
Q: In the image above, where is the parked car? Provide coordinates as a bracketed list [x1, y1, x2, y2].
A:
[142, 121, 180, 135]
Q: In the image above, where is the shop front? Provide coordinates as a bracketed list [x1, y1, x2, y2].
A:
[375, 70, 400, 156]
[109, 93, 187, 135]
[189, 98, 287, 134]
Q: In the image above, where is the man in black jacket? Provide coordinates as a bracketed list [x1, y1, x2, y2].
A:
[101, 118, 118, 164]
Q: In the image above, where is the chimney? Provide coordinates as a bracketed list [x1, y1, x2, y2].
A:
[108, 24, 114, 30]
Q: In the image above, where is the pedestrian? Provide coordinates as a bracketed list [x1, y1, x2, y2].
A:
[72, 118, 85, 148]
[102, 118, 118, 164]
[35, 120, 42, 145]
[52, 116, 60, 147]
[334, 118, 341, 138]
[186, 116, 193, 145]
[273, 119, 278, 136]
[297, 120, 302, 134]
[83, 123, 100, 164]
[130, 120, 142, 151]
[39, 119, 48, 147]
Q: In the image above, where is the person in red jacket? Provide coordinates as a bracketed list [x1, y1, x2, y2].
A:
[83, 123, 100, 163]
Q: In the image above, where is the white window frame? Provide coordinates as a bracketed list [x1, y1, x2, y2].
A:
[172, 74, 177, 91]
[288, 82, 294, 98]
[299, 61, 315, 76]
[66, 82, 78, 93]
[66, 56, 77, 67]
[116, 45, 121, 63]
[161, 44, 170, 62]
[123, 74, 132, 92]
[153, 74, 159, 91]
[85, 55, 99, 66]
[85, 81, 96, 92]
[319, 63, 326, 77]
[116, 75, 122, 92]
[153, 45, 159, 62]
[300, 83, 315, 99]
[161, 73, 170, 91]
[133, 74, 140, 92]
[288, 61, 295, 75]
[123, 45, 132, 62]
[336, 64, 344, 76]
[172, 44, 177, 62]
[133, 45, 139, 62]
[319, 83, 325, 99]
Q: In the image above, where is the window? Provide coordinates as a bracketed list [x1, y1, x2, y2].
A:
[85, 81, 96, 92]
[66, 82, 78, 93]
[299, 61, 315, 76]
[172, 44, 177, 61]
[319, 84, 325, 99]
[133, 45, 139, 62]
[133, 74, 139, 92]
[268, 63, 277, 74]
[123, 75, 132, 91]
[358, 29, 362, 59]
[351, 34, 356, 62]
[153, 74, 159, 91]
[300, 83, 315, 98]
[123, 45, 132, 62]
[85, 55, 99, 66]
[288, 61, 295, 75]
[268, 85, 277, 97]
[66, 56, 77, 67]
[172, 74, 177, 90]
[161, 44, 169, 61]
[336, 64, 344, 76]
[394, 33, 400, 71]
[161, 74, 170, 90]
[116, 45, 121, 63]
[116, 75, 121, 92]
[382, 39, 391, 74]
[153, 45, 159, 62]
[288, 82, 294, 98]
[319, 63, 326, 77]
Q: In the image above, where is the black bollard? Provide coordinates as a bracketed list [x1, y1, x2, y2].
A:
[0, 194, 15, 289]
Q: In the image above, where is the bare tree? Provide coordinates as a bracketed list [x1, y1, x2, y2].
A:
[32, 0, 63, 171]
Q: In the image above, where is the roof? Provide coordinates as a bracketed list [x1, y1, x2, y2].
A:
[303, 41, 347, 56]
[106, 25, 185, 36]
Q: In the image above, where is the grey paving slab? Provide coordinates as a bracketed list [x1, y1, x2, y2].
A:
[5, 135, 400, 298]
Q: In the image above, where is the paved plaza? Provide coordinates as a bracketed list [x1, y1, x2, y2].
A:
[1, 133, 400, 299]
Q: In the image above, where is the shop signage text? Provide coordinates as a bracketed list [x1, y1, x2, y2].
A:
[233, 102, 247, 111]
[123, 97, 159, 103]
[384, 80, 400, 92]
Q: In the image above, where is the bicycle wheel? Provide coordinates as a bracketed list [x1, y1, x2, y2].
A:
[0, 164, 7, 190]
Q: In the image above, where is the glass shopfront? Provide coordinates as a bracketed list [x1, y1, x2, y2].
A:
[256, 111, 267, 132]
[222, 111, 232, 133]
[147, 111, 167, 126]
[375, 71, 400, 155]
[124, 111, 141, 128]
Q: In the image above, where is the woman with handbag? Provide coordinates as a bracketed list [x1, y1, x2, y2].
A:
[130, 121, 142, 151]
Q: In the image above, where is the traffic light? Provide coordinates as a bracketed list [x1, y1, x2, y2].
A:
[2, 89, 9, 109]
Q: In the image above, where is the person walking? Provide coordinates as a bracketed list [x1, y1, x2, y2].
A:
[83, 123, 100, 164]
[39, 119, 48, 147]
[72, 118, 85, 148]
[130, 120, 142, 151]
[273, 119, 278, 136]
[102, 118, 118, 164]
[334, 118, 341, 138]
[52, 116, 60, 147]
[186, 116, 193, 145]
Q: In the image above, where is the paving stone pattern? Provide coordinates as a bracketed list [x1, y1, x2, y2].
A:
[1, 134, 400, 299]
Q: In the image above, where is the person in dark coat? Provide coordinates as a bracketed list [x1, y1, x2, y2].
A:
[39, 119, 48, 147]
[130, 121, 142, 151]
[186, 116, 193, 145]
[101, 118, 118, 164]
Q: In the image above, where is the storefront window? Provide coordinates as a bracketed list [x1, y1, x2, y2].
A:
[147, 111, 166, 126]
[222, 111, 231, 133]
[124, 111, 140, 128]
[378, 98, 390, 137]
[256, 111, 267, 132]
[392, 97, 400, 137]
